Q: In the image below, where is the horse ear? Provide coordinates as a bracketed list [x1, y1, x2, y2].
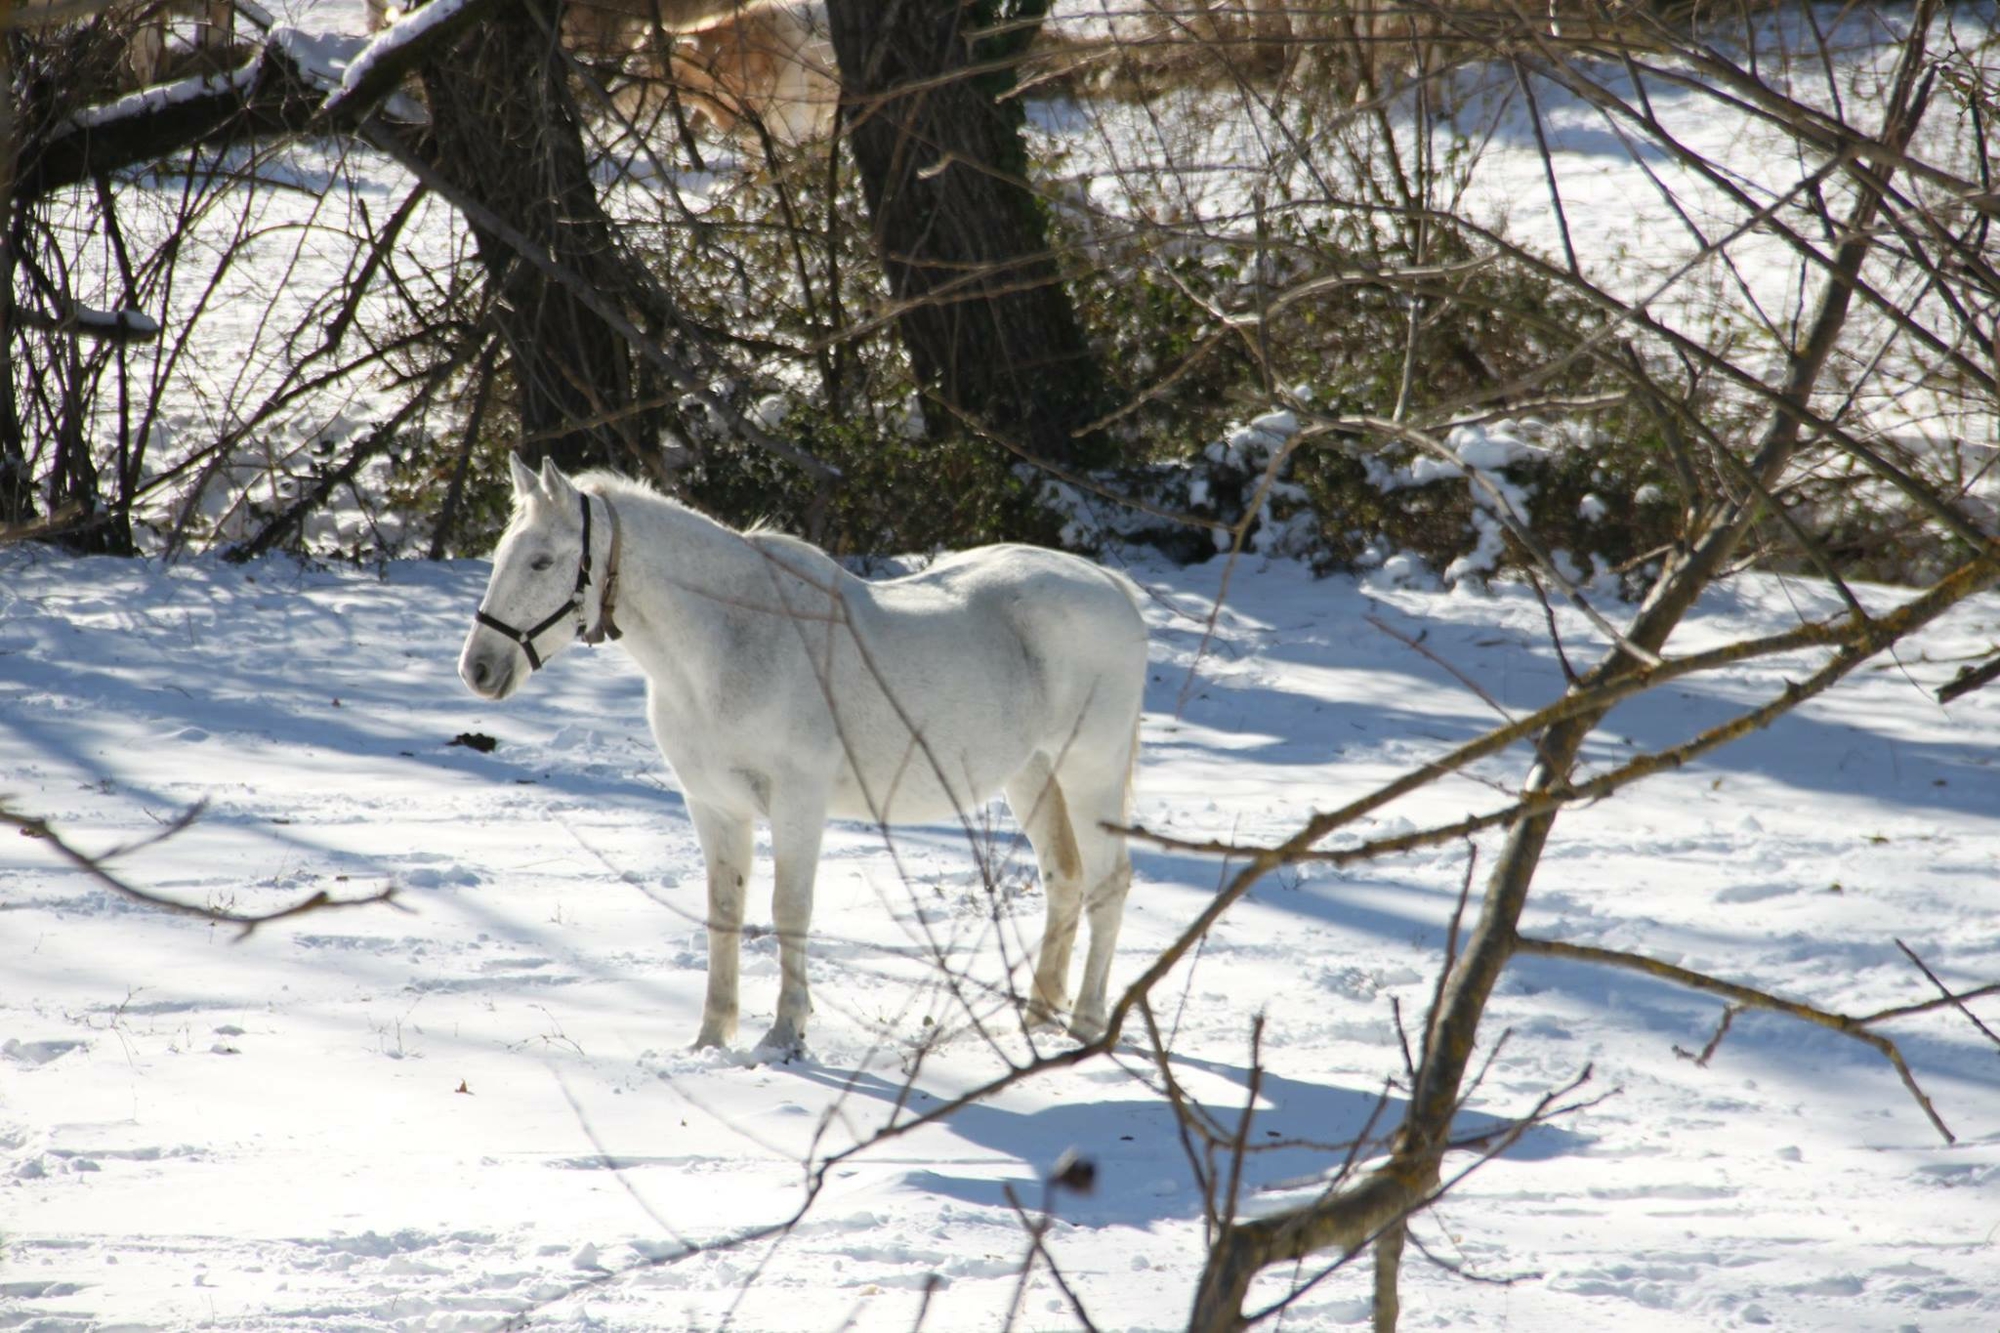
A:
[538, 456, 575, 505]
[508, 453, 539, 501]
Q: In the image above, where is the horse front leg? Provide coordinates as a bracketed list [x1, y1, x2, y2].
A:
[689, 800, 754, 1049]
[760, 793, 827, 1056]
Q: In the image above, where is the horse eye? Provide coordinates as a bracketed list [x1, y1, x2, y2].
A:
[530, 554, 555, 572]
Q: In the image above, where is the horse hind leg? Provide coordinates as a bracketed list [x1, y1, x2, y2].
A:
[1061, 753, 1136, 1043]
[759, 789, 826, 1056]
[1004, 756, 1084, 1028]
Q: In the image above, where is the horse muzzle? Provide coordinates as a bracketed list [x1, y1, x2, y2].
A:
[458, 636, 521, 701]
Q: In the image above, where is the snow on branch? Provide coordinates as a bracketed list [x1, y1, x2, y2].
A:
[24, 41, 315, 197]
[266, 24, 427, 120]
[322, 0, 483, 114]
[16, 0, 503, 200]
[53, 59, 264, 139]
[12, 302, 161, 344]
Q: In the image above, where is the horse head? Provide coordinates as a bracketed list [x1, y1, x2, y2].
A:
[458, 455, 602, 701]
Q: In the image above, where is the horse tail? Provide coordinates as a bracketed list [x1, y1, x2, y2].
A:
[1108, 568, 1146, 826]
[1122, 709, 1141, 825]
[1103, 565, 1149, 620]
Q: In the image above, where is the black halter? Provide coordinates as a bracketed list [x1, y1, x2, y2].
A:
[474, 491, 621, 672]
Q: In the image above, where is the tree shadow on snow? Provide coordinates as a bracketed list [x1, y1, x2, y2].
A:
[784, 1055, 1588, 1232]
[1163, 588, 2000, 824]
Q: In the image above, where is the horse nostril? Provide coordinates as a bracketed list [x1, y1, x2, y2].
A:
[472, 660, 490, 688]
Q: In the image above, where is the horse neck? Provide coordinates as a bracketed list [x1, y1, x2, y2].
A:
[593, 489, 820, 643]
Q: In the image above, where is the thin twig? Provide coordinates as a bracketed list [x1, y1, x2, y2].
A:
[1221, 1015, 1266, 1229]
[3, 800, 399, 937]
[998, 1180, 1102, 1333]
[1936, 654, 2000, 705]
[1241, 1066, 1598, 1326]
[1123, 553, 2000, 870]
[1515, 935, 1978, 1143]
[1894, 938, 2000, 1053]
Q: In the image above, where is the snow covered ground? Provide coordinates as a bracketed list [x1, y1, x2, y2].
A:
[4, 546, 1998, 1331]
[6, 2, 1999, 1328]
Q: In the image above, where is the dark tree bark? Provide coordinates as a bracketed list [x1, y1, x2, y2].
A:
[6, 0, 806, 497]
[416, 0, 663, 474]
[47, 361, 132, 553]
[824, 0, 1106, 464]
[0, 34, 25, 534]
[0, 278, 28, 534]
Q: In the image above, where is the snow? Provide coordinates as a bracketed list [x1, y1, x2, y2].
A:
[270, 23, 429, 121]
[326, 0, 476, 113]
[3, 548, 1997, 1330]
[1448, 421, 1548, 476]
[269, 24, 374, 92]
[8, 2, 2000, 1326]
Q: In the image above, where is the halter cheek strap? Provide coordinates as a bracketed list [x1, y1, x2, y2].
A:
[582, 498, 624, 647]
[475, 491, 620, 672]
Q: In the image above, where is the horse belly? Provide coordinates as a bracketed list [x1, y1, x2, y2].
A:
[821, 698, 1037, 826]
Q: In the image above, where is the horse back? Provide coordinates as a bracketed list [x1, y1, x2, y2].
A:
[882, 544, 1147, 722]
[703, 538, 1143, 820]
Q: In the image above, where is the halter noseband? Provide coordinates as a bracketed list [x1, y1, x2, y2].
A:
[474, 491, 623, 672]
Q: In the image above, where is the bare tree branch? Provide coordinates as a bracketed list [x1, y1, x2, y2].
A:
[1513, 935, 1988, 1142]
[3, 798, 399, 936]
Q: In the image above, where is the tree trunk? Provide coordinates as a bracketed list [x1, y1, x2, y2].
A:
[0, 33, 33, 534]
[1371, 1222, 1405, 1333]
[417, 0, 662, 474]
[823, 0, 1105, 464]
[1185, 11, 1939, 1327]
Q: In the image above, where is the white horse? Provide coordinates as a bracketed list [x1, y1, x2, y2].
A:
[458, 457, 1147, 1053]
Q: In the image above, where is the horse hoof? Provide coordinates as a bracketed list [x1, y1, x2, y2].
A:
[1025, 996, 1070, 1031]
[692, 1027, 731, 1051]
[755, 1023, 806, 1060]
[1067, 1010, 1108, 1043]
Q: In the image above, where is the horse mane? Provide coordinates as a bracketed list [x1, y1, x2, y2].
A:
[570, 468, 671, 508]
[569, 469, 841, 579]
[741, 522, 821, 557]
